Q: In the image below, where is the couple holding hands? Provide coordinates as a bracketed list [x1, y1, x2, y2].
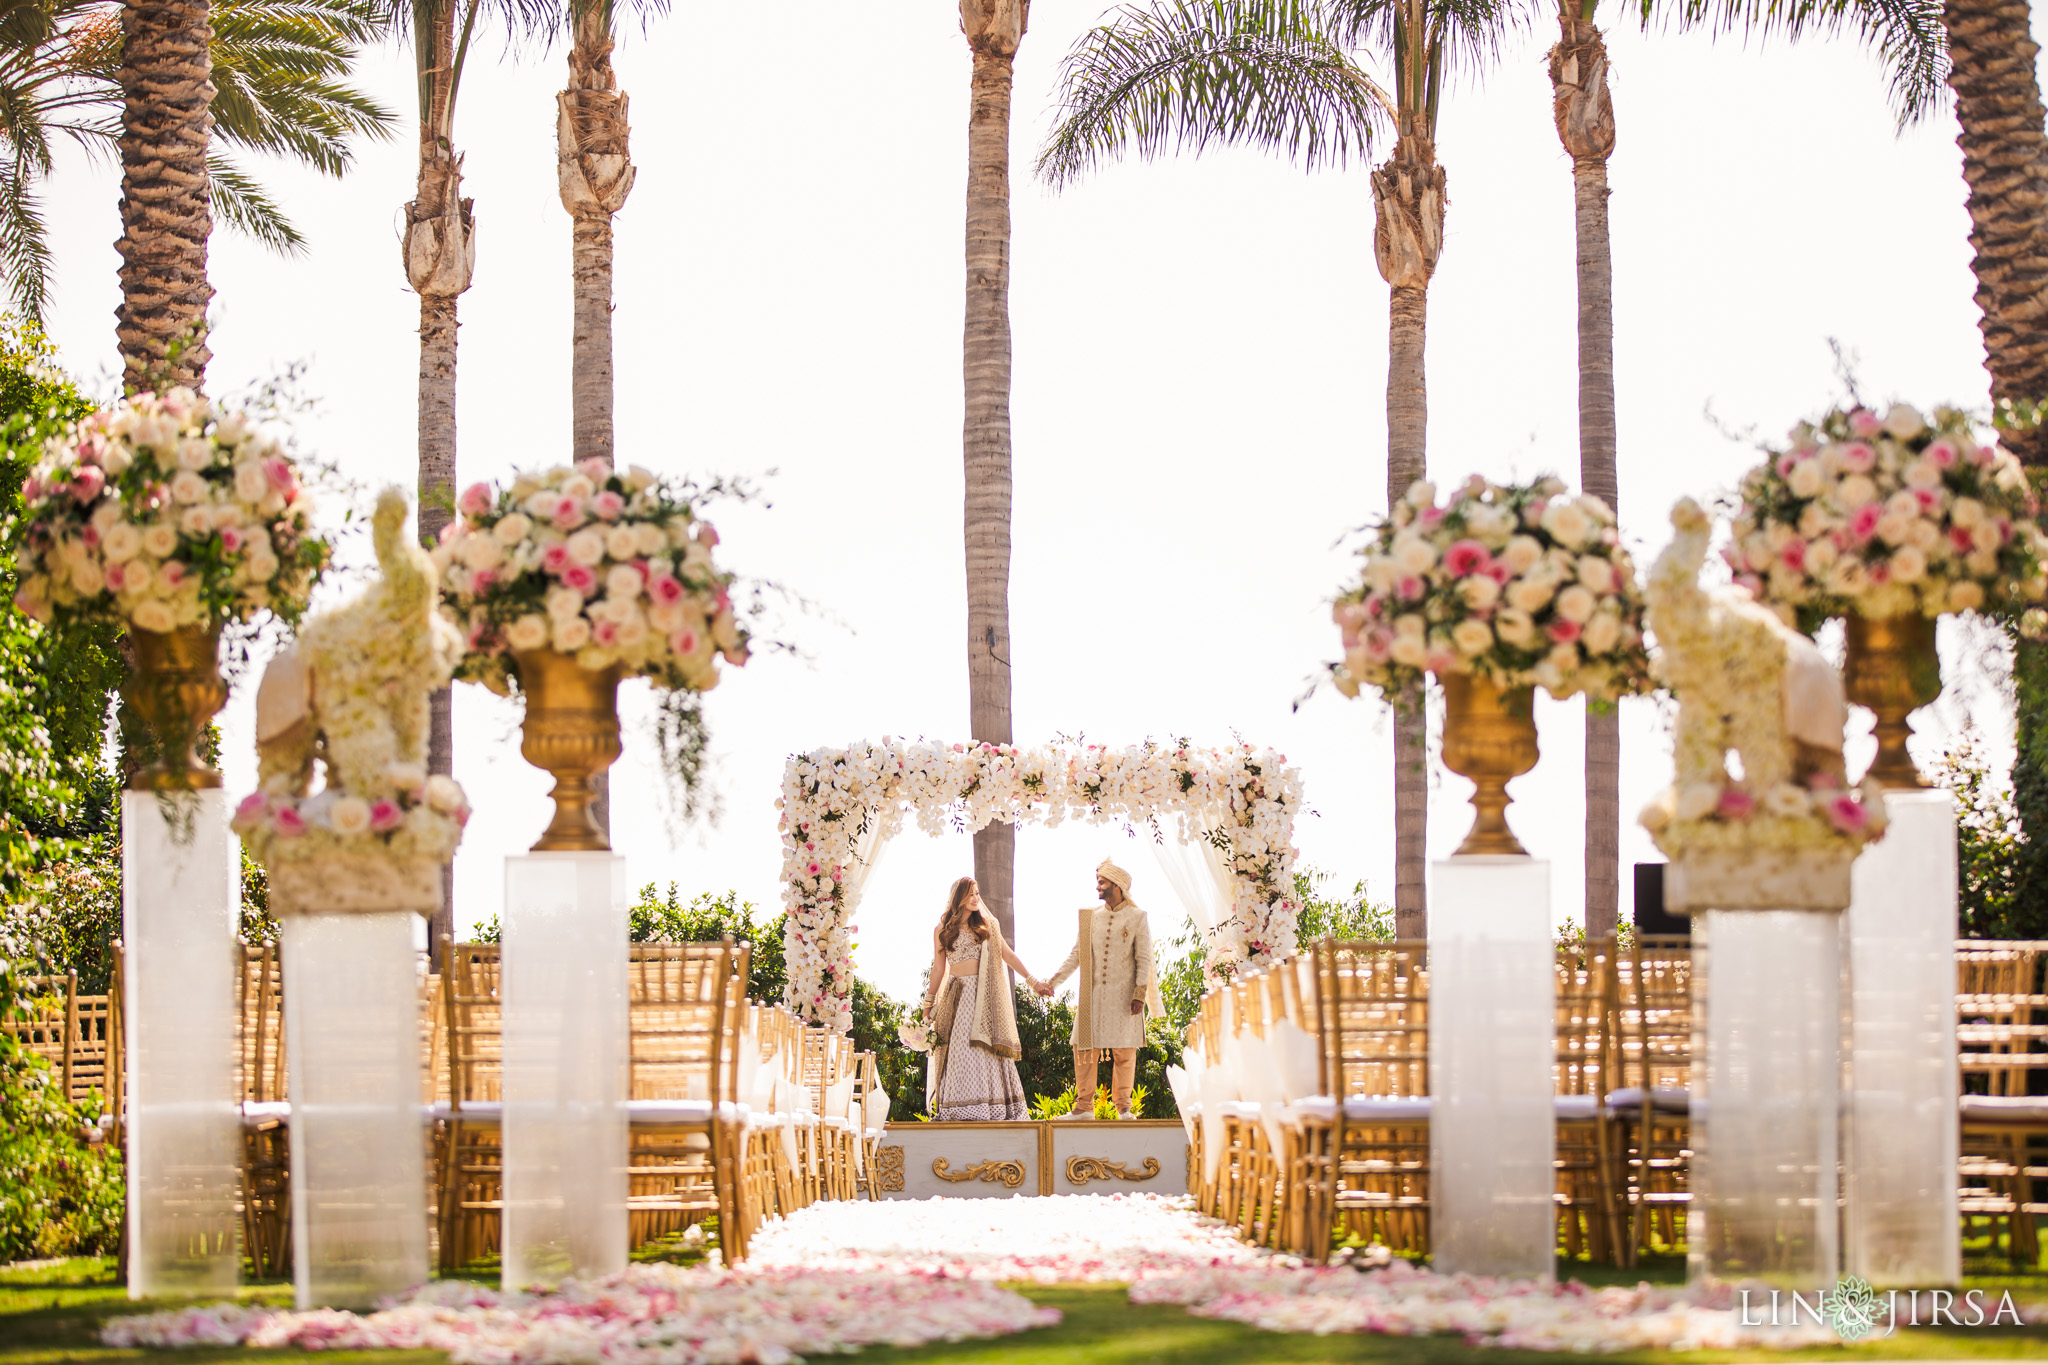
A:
[923, 858, 1163, 1122]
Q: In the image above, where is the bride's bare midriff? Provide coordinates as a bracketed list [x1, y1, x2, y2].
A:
[947, 963, 977, 977]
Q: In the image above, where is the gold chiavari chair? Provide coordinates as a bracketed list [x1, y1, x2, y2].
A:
[237, 939, 292, 1280]
[848, 1050, 889, 1199]
[626, 940, 749, 1262]
[1227, 972, 1283, 1246]
[436, 940, 503, 1272]
[1610, 934, 1692, 1263]
[1318, 939, 1431, 1256]
[1186, 989, 1228, 1218]
[1555, 940, 1623, 1264]
[1957, 941, 2048, 1265]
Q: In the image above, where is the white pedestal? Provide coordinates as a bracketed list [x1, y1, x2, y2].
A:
[1693, 909, 1842, 1288]
[1429, 856, 1554, 1280]
[501, 853, 628, 1288]
[1844, 790, 1960, 1287]
[281, 911, 428, 1308]
[122, 791, 240, 1298]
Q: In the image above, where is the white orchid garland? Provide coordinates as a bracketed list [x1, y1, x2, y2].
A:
[778, 739, 1304, 1031]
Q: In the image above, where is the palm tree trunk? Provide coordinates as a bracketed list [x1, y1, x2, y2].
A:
[116, 0, 214, 391]
[962, 2, 1025, 946]
[1944, 0, 2048, 465]
[556, 0, 634, 839]
[1551, 9, 1621, 940]
[1374, 137, 1445, 940]
[406, 0, 474, 946]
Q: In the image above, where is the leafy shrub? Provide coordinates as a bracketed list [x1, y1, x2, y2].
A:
[1938, 731, 2028, 937]
[0, 953, 123, 1259]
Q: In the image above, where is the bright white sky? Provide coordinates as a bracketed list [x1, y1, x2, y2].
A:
[41, 2, 2028, 1004]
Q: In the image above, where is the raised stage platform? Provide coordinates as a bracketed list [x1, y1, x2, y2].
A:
[873, 1119, 1189, 1199]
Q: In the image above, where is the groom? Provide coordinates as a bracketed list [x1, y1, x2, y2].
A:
[1039, 858, 1161, 1121]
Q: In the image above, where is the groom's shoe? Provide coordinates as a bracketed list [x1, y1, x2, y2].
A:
[1056, 1110, 1094, 1121]
[1114, 1108, 1135, 1122]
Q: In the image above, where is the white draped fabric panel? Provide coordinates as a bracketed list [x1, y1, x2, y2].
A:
[1147, 811, 1236, 949]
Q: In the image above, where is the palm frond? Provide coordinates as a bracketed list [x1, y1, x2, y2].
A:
[1324, 0, 1528, 97]
[209, 0, 396, 172]
[0, 158, 52, 322]
[207, 153, 307, 253]
[1036, 0, 1391, 190]
[1639, 0, 1946, 128]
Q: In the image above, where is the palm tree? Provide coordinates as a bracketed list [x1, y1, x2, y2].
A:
[553, 0, 641, 842]
[962, 0, 1027, 944]
[87, 0, 390, 384]
[1040, 0, 1515, 938]
[1547, 0, 1620, 937]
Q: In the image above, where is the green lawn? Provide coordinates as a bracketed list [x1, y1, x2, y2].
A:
[9, 1258, 2048, 1365]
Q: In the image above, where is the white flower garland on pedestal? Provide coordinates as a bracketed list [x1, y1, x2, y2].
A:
[778, 739, 1304, 1030]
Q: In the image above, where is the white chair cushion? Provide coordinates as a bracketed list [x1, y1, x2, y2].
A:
[1961, 1095, 2048, 1124]
[1605, 1086, 1691, 1115]
[1554, 1095, 1601, 1121]
[240, 1100, 291, 1129]
[1341, 1095, 1433, 1122]
[628, 1099, 714, 1125]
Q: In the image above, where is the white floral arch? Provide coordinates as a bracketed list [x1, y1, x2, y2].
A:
[776, 739, 1305, 1030]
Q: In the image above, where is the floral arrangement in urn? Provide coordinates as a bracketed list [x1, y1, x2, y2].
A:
[12, 388, 327, 633]
[436, 458, 748, 848]
[236, 489, 469, 913]
[1729, 402, 2048, 626]
[1329, 475, 1652, 704]
[1640, 499, 1884, 910]
[436, 458, 747, 692]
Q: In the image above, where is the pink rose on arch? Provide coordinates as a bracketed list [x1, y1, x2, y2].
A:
[1397, 575, 1425, 601]
[1838, 442, 1877, 473]
[697, 523, 720, 548]
[1418, 506, 1446, 529]
[560, 563, 597, 594]
[647, 573, 684, 606]
[470, 569, 497, 595]
[1826, 794, 1869, 834]
[1487, 562, 1511, 584]
[262, 457, 296, 496]
[1779, 539, 1808, 572]
[1952, 526, 1977, 555]
[1716, 788, 1755, 819]
[273, 807, 307, 837]
[1848, 409, 1884, 438]
[542, 542, 572, 574]
[1547, 619, 1582, 644]
[671, 628, 702, 656]
[220, 526, 245, 554]
[1913, 487, 1940, 513]
[1848, 503, 1883, 542]
[1776, 453, 1800, 477]
[1443, 540, 1493, 577]
[458, 482, 494, 516]
[368, 800, 404, 833]
[550, 495, 585, 529]
[21, 477, 40, 503]
[71, 465, 105, 502]
[591, 490, 625, 521]
[1927, 439, 1959, 468]
[592, 618, 620, 647]
[104, 562, 126, 592]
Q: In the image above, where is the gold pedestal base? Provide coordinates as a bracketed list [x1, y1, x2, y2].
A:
[513, 648, 623, 852]
[1441, 673, 1539, 857]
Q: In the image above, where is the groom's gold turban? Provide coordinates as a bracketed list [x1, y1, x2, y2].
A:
[1096, 859, 1132, 893]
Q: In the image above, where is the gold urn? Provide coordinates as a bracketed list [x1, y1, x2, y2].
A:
[513, 647, 624, 851]
[123, 624, 229, 791]
[1842, 612, 1940, 789]
[1440, 672, 1539, 857]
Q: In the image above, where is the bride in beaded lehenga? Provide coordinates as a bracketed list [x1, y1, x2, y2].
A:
[923, 877, 1040, 1121]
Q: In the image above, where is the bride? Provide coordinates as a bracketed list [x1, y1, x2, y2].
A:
[924, 877, 1041, 1121]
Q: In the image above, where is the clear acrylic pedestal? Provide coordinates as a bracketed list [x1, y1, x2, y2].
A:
[280, 910, 429, 1307]
[122, 791, 240, 1298]
[1844, 789, 1960, 1286]
[501, 853, 628, 1288]
[1429, 856, 1555, 1280]
[1693, 908, 1842, 1288]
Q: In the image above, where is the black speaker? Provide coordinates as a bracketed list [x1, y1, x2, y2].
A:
[1631, 863, 1690, 938]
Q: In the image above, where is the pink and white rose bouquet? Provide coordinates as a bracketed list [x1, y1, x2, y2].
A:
[234, 766, 470, 863]
[1330, 475, 1652, 705]
[436, 459, 748, 694]
[1731, 402, 2048, 627]
[12, 388, 327, 633]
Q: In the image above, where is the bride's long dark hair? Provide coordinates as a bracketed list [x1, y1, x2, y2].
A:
[936, 876, 990, 949]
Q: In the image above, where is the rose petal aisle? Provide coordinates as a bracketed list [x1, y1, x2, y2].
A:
[102, 1267, 1059, 1364]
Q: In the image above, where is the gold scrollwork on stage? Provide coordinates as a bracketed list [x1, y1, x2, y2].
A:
[876, 1145, 906, 1193]
[932, 1157, 1027, 1188]
[1065, 1155, 1161, 1186]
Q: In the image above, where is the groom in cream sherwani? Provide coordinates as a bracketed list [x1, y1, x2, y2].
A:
[1039, 858, 1162, 1121]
